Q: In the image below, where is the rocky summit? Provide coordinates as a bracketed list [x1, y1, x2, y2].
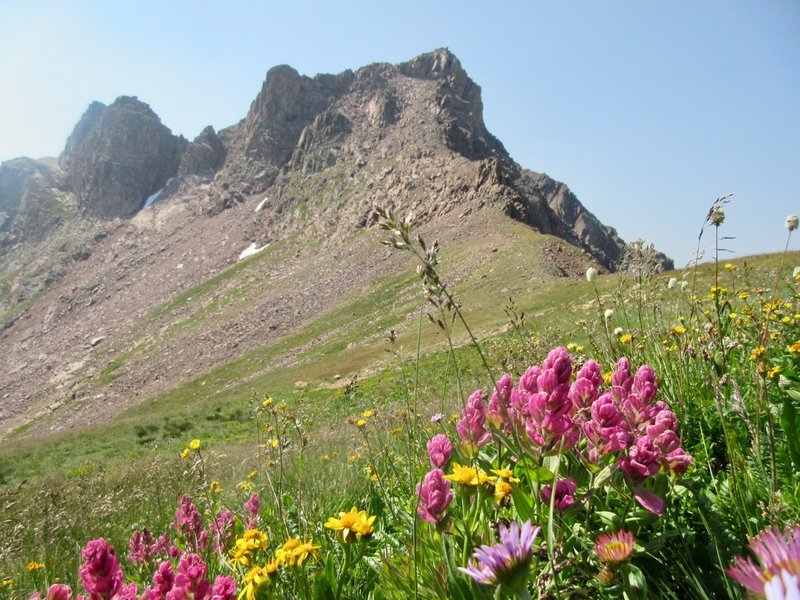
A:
[0, 49, 672, 439]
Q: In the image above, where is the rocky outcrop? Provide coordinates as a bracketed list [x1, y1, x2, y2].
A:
[172, 126, 226, 187]
[399, 48, 505, 160]
[0, 157, 70, 243]
[59, 97, 185, 218]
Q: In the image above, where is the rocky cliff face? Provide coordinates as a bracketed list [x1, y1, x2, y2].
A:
[59, 96, 185, 218]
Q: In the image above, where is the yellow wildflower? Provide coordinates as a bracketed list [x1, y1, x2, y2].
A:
[783, 316, 792, 324]
[356, 419, 367, 427]
[619, 333, 633, 345]
[230, 529, 269, 566]
[490, 467, 520, 483]
[180, 448, 190, 460]
[738, 291, 749, 300]
[324, 507, 376, 542]
[262, 396, 274, 408]
[494, 479, 513, 503]
[189, 439, 201, 450]
[361, 409, 375, 418]
[209, 480, 222, 494]
[238, 481, 254, 491]
[750, 346, 766, 361]
[724, 263, 736, 271]
[767, 366, 782, 379]
[246, 470, 257, 479]
[1, 578, 13, 587]
[321, 454, 330, 462]
[239, 561, 278, 600]
[671, 326, 686, 336]
[275, 538, 319, 567]
[26, 561, 44, 571]
[444, 463, 494, 486]
[269, 438, 279, 448]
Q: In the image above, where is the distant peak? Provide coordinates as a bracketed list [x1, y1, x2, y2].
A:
[398, 48, 466, 81]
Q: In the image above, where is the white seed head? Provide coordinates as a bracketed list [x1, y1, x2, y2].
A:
[785, 214, 799, 231]
[667, 277, 678, 289]
[604, 309, 614, 320]
[709, 207, 725, 226]
[586, 267, 598, 283]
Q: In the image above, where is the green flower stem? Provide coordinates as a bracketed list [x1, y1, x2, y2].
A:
[334, 541, 352, 600]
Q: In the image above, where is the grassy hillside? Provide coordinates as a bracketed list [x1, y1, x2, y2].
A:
[1, 210, 799, 599]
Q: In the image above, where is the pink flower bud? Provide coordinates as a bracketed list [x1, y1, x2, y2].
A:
[456, 390, 492, 456]
[620, 436, 660, 482]
[79, 539, 124, 600]
[416, 469, 453, 525]
[426, 434, 453, 468]
[539, 477, 578, 511]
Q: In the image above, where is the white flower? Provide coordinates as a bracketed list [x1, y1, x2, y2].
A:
[613, 327, 624, 336]
[793, 266, 800, 279]
[586, 267, 598, 283]
[785, 214, 799, 232]
[667, 277, 678, 289]
[604, 309, 614, 320]
[680, 281, 689, 290]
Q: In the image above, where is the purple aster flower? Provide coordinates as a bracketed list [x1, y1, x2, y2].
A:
[459, 520, 540, 596]
[728, 526, 800, 598]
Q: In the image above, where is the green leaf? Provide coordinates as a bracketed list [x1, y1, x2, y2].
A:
[595, 511, 622, 528]
[781, 397, 800, 467]
[312, 569, 335, 600]
[527, 466, 555, 484]
[626, 564, 648, 594]
[511, 485, 535, 522]
[592, 464, 615, 490]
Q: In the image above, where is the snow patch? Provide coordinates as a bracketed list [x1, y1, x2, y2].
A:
[254, 195, 269, 212]
[144, 178, 174, 208]
[239, 242, 270, 260]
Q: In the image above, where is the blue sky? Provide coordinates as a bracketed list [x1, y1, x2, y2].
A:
[1, 0, 798, 267]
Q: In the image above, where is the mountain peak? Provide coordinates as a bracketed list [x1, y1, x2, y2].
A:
[59, 96, 185, 218]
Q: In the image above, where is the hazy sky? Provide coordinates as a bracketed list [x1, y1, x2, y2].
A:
[1, 1, 798, 266]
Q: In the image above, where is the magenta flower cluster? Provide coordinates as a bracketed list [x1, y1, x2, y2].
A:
[34, 537, 237, 600]
[455, 349, 691, 479]
[416, 347, 692, 529]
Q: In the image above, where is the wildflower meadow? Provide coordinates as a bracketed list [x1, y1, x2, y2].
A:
[1, 200, 799, 599]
